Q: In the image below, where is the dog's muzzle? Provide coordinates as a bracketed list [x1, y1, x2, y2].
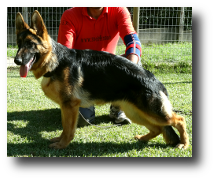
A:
[14, 57, 22, 65]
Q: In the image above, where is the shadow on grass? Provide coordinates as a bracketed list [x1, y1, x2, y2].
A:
[7, 108, 169, 157]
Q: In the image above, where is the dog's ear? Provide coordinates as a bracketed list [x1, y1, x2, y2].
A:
[31, 10, 47, 38]
[16, 12, 29, 34]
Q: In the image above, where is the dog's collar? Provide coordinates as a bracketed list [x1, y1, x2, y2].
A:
[43, 71, 53, 77]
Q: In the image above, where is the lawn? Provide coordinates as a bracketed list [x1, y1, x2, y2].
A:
[116, 42, 192, 63]
[7, 69, 192, 157]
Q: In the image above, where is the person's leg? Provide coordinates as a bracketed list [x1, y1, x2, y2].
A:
[109, 105, 131, 125]
[78, 106, 95, 127]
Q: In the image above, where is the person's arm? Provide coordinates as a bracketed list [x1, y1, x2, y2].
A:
[57, 10, 76, 49]
[116, 7, 142, 64]
[123, 33, 142, 64]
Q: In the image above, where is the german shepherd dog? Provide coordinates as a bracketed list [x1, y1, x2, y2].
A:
[14, 10, 189, 150]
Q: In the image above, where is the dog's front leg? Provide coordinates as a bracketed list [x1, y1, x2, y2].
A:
[49, 99, 80, 149]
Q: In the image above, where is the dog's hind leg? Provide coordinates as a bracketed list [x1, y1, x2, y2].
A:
[134, 111, 188, 149]
[49, 99, 80, 149]
[119, 99, 189, 149]
[118, 102, 163, 142]
[134, 123, 162, 142]
[170, 113, 189, 149]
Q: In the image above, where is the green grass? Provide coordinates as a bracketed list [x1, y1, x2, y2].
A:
[7, 69, 192, 157]
[116, 42, 192, 73]
[141, 42, 192, 63]
[7, 45, 18, 58]
[116, 42, 192, 62]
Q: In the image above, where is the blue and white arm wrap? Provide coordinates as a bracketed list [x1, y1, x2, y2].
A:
[124, 33, 142, 60]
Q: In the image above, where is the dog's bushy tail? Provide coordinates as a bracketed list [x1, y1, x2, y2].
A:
[162, 126, 180, 145]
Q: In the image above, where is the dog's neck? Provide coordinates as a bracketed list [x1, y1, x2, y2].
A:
[42, 39, 61, 78]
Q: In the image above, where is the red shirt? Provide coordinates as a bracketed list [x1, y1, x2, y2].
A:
[57, 7, 136, 54]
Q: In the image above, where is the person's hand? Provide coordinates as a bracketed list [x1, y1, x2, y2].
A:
[120, 54, 139, 64]
[126, 54, 139, 64]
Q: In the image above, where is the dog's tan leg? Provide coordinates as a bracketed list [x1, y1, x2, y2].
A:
[134, 124, 162, 142]
[135, 114, 189, 149]
[118, 102, 163, 142]
[170, 113, 189, 149]
[49, 99, 80, 149]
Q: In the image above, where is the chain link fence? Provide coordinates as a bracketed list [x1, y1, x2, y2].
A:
[7, 7, 192, 67]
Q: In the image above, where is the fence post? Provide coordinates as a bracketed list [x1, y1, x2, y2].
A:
[133, 7, 140, 35]
[22, 7, 28, 24]
[178, 7, 185, 42]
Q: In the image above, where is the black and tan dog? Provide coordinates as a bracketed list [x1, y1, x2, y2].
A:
[14, 10, 189, 150]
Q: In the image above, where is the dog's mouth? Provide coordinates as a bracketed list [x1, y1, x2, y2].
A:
[20, 55, 36, 78]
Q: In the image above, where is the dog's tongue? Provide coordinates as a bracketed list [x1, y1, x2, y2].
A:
[20, 61, 31, 78]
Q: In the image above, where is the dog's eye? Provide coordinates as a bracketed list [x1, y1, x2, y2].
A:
[25, 41, 35, 48]
[30, 42, 36, 48]
[32, 42, 37, 47]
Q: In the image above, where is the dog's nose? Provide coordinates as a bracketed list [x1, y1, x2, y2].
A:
[14, 57, 22, 65]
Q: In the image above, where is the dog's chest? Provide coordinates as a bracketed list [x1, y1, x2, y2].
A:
[41, 77, 61, 104]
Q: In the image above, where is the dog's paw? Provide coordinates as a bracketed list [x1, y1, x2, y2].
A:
[176, 143, 189, 150]
[134, 135, 142, 140]
[134, 135, 148, 142]
[50, 137, 61, 142]
[49, 142, 67, 149]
